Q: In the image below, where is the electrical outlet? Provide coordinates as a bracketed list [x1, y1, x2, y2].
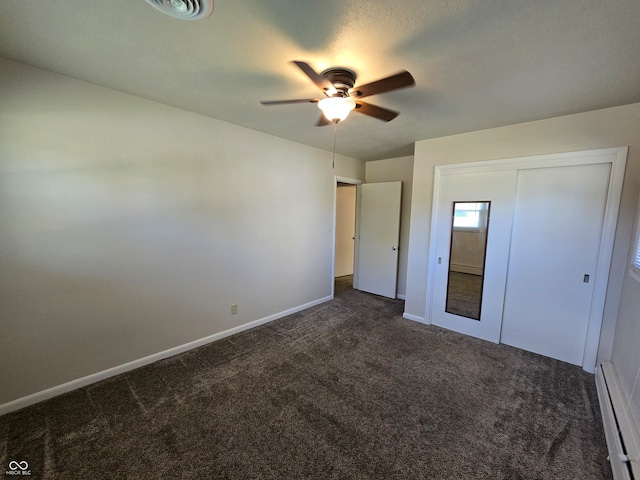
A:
[231, 304, 238, 315]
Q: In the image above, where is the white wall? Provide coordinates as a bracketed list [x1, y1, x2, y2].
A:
[365, 155, 414, 298]
[335, 186, 356, 277]
[404, 103, 640, 427]
[0, 59, 364, 407]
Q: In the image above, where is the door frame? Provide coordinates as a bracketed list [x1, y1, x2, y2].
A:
[425, 147, 627, 372]
[331, 175, 363, 299]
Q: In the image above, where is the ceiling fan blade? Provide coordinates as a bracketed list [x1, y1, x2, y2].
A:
[351, 71, 415, 98]
[354, 101, 399, 122]
[315, 115, 331, 127]
[260, 98, 320, 105]
[292, 61, 333, 92]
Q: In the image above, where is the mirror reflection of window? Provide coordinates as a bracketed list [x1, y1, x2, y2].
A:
[445, 201, 491, 320]
[453, 202, 489, 229]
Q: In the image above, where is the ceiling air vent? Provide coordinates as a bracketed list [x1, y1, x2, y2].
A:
[145, 0, 213, 20]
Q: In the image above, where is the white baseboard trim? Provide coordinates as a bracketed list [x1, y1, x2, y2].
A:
[596, 362, 640, 479]
[403, 312, 427, 324]
[0, 295, 332, 417]
[396, 294, 406, 300]
[450, 263, 483, 276]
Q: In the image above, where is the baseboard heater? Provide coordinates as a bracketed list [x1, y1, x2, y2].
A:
[596, 362, 640, 479]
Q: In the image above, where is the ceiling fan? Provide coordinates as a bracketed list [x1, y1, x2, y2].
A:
[261, 61, 415, 126]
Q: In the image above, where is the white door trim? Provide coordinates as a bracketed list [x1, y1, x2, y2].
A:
[582, 148, 627, 370]
[425, 146, 628, 372]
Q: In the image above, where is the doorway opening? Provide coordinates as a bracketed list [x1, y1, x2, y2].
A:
[332, 176, 362, 298]
[332, 177, 402, 300]
[335, 183, 357, 277]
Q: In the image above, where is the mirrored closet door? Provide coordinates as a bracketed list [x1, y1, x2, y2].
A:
[431, 170, 516, 343]
[427, 147, 626, 370]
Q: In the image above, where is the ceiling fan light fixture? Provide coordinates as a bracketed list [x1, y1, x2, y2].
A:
[318, 97, 356, 122]
[144, 0, 213, 20]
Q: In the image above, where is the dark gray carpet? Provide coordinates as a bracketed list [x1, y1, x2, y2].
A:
[1, 276, 611, 479]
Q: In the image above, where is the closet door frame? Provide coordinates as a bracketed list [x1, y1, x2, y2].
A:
[424, 147, 627, 372]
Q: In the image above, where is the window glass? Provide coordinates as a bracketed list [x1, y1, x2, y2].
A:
[453, 202, 485, 229]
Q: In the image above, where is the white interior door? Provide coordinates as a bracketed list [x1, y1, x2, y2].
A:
[500, 163, 611, 365]
[355, 182, 401, 298]
[431, 171, 516, 342]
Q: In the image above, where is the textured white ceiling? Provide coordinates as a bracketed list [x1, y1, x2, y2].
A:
[1, 0, 639, 161]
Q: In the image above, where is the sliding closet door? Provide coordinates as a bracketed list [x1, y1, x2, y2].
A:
[431, 171, 516, 343]
[500, 163, 611, 365]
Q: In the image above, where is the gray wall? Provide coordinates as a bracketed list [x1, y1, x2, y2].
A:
[404, 103, 640, 429]
[0, 59, 364, 406]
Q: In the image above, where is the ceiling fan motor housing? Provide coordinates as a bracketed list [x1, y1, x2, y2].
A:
[145, 0, 213, 20]
[321, 68, 357, 96]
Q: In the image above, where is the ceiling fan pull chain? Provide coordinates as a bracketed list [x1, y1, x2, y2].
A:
[332, 121, 337, 170]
